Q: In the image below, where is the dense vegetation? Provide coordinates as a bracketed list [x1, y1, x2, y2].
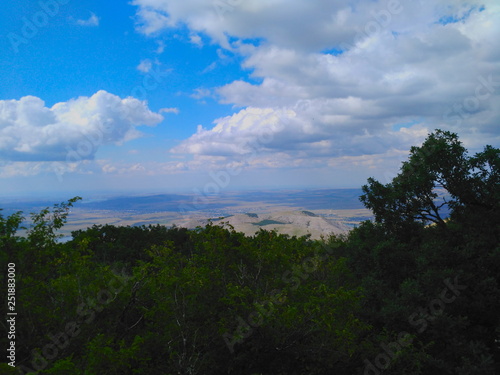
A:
[1, 130, 499, 374]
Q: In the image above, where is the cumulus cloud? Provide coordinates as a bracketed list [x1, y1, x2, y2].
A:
[133, 0, 500, 170]
[0, 90, 163, 162]
[171, 107, 292, 156]
[171, 105, 430, 159]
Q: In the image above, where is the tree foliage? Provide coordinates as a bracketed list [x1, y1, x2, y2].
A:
[361, 130, 499, 234]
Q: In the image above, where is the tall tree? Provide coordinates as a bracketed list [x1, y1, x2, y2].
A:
[360, 130, 499, 234]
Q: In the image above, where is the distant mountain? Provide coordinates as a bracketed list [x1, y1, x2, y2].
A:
[76, 189, 365, 213]
[79, 194, 206, 212]
[182, 210, 350, 239]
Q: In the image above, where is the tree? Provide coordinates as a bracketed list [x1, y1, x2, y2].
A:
[360, 130, 499, 234]
[353, 129, 500, 373]
[27, 196, 82, 250]
[0, 209, 25, 266]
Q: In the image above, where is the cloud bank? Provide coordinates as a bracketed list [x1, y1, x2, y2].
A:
[133, 0, 500, 166]
[0, 90, 163, 162]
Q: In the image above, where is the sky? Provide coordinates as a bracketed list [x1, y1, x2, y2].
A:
[0, 0, 499, 198]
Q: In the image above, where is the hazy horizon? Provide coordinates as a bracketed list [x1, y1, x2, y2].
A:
[0, 186, 365, 204]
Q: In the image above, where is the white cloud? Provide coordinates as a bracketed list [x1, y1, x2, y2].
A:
[76, 12, 100, 27]
[0, 90, 163, 162]
[202, 61, 217, 74]
[133, 7, 171, 35]
[155, 40, 166, 54]
[160, 107, 180, 114]
[189, 33, 203, 46]
[171, 105, 430, 159]
[137, 59, 153, 73]
[190, 88, 212, 100]
[171, 107, 291, 155]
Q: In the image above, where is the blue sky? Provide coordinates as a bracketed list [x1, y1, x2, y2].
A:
[0, 0, 499, 198]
